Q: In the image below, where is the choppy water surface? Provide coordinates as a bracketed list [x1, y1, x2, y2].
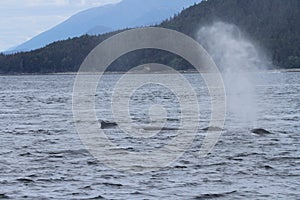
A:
[0, 72, 299, 199]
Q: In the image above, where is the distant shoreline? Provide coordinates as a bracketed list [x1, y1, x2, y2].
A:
[0, 68, 300, 76]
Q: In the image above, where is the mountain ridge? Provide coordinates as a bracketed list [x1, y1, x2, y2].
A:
[10, 0, 200, 52]
[0, 0, 299, 74]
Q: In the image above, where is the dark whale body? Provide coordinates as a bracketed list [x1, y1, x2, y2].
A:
[100, 120, 118, 129]
[142, 127, 179, 131]
[202, 126, 223, 131]
[251, 128, 272, 135]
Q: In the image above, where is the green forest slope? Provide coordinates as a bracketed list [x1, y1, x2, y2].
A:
[0, 0, 299, 74]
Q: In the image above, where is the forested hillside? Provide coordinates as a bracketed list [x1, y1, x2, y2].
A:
[0, 0, 299, 74]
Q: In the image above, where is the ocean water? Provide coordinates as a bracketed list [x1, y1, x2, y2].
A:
[0, 72, 299, 199]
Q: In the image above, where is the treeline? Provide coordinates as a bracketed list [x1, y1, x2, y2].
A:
[160, 0, 300, 69]
[0, 0, 299, 74]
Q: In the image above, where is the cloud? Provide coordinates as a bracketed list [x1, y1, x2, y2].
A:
[0, 0, 121, 51]
[0, 15, 66, 50]
[0, 0, 120, 9]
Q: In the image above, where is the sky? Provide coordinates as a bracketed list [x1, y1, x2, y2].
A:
[0, 0, 121, 52]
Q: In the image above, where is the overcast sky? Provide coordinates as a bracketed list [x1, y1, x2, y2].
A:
[0, 0, 121, 52]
